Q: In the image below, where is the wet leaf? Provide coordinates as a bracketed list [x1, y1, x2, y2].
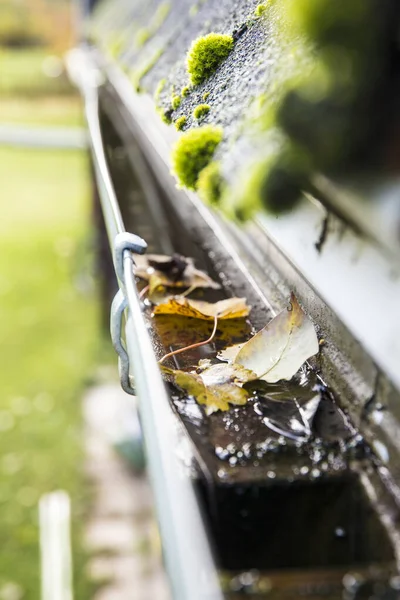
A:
[164, 362, 255, 414]
[229, 293, 318, 382]
[153, 297, 250, 320]
[134, 253, 220, 290]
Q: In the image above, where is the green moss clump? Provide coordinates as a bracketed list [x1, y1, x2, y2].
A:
[254, 2, 270, 17]
[154, 78, 166, 102]
[258, 149, 310, 213]
[197, 162, 224, 205]
[193, 104, 210, 119]
[135, 28, 150, 47]
[223, 143, 310, 221]
[131, 48, 163, 92]
[159, 108, 173, 125]
[171, 125, 223, 189]
[175, 116, 188, 131]
[154, 1, 171, 27]
[171, 95, 181, 110]
[203, 92, 210, 101]
[108, 34, 126, 58]
[181, 86, 191, 97]
[186, 33, 234, 86]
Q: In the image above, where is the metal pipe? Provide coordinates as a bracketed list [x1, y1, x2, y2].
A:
[84, 82, 125, 243]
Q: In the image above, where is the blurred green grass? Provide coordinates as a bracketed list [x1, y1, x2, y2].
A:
[0, 143, 102, 599]
[0, 33, 110, 596]
[0, 47, 74, 96]
[0, 96, 84, 128]
[0, 141, 104, 598]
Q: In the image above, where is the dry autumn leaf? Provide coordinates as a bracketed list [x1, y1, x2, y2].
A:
[164, 361, 256, 414]
[153, 297, 250, 320]
[223, 293, 319, 383]
[134, 253, 220, 290]
[217, 342, 244, 362]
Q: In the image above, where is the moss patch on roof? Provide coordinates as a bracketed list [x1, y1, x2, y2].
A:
[193, 103, 210, 120]
[197, 161, 224, 205]
[175, 115, 188, 131]
[171, 95, 181, 110]
[186, 33, 234, 86]
[171, 125, 223, 189]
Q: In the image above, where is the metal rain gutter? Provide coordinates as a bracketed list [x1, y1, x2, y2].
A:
[67, 47, 222, 600]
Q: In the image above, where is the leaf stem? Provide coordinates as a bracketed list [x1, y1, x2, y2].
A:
[159, 315, 218, 364]
[139, 284, 150, 299]
[179, 284, 198, 298]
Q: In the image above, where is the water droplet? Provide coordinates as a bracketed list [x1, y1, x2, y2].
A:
[226, 443, 236, 455]
[215, 446, 229, 460]
[300, 466, 309, 475]
[267, 471, 276, 479]
[372, 440, 389, 464]
[311, 448, 323, 463]
[342, 573, 363, 592]
[239, 570, 257, 587]
[242, 443, 252, 458]
[311, 468, 320, 478]
[229, 456, 238, 466]
[335, 527, 346, 538]
[217, 468, 227, 479]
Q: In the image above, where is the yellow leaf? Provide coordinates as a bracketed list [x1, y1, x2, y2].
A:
[167, 362, 255, 414]
[153, 297, 250, 320]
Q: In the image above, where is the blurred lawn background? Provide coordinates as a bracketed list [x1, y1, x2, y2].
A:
[0, 0, 109, 598]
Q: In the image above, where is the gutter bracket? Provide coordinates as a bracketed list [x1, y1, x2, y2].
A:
[110, 232, 147, 395]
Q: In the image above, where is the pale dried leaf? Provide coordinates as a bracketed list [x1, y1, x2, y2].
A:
[153, 297, 250, 320]
[234, 293, 319, 382]
[217, 343, 245, 362]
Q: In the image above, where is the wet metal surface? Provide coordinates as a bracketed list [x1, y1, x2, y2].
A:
[98, 104, 400, 598]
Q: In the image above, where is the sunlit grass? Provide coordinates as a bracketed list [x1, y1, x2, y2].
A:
[0, 47, 74, 96]
[0, 144, 102, 599]
[0, 96, 84, 128]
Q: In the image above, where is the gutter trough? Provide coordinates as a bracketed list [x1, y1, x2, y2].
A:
[68, 41, 400, 599]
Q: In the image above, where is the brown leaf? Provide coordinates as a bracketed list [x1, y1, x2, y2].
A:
[134, 253, 220, 290]
[153, 297, 250, 320]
